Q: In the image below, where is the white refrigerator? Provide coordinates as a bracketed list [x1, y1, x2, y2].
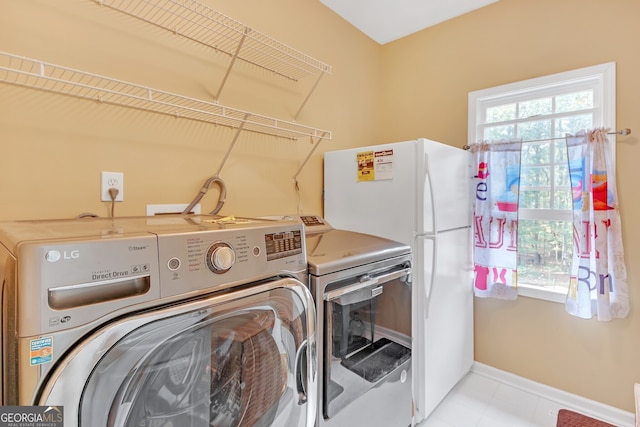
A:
[323, 138, 473, 424]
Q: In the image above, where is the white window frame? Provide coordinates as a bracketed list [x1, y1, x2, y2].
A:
[468, 62, 616, 303]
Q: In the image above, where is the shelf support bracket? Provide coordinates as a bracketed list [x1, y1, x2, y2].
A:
[294, 71, 325, 121]
[292, 132, 329, 183]
[215, 113, 250, 176]
[215, 28, 249, 102]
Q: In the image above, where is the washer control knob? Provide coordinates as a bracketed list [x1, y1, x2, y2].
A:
[206, 242, 235, 273]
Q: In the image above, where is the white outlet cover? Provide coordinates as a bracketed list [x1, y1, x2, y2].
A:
[101, 171, 124, 202]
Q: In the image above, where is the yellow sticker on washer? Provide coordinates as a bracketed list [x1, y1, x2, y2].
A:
[30, 336, 53, 366]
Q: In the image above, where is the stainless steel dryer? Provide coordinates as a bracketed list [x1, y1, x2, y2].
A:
[0, 215, 316, 427]
[277, 215, 413, 427]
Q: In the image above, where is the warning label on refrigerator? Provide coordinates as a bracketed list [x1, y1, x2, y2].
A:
[357, 151, 375, 181]
[357, 149, 394, 181]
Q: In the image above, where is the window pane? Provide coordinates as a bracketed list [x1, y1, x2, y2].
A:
[519, 97, 552, 119]
[554, 164, 570, 186]
[521, 142, 550, 164]
[521, 166, 550, 186]
[517, 219, 573, 290]
[518, 120, 551, 141]
[555, 90, 593, 113]
[554, 189, 573, 210]
[484, 124, 515, 140]
[486, 103, 516, 123]
[519, 190, 550, 209]
[554, 140, 568, 162]
[553, 114, 593, 137]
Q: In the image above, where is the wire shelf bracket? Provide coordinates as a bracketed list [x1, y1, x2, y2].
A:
[95, 0, 333, 112]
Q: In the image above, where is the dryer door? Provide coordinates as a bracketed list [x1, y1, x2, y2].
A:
[38, 278, 316, 427]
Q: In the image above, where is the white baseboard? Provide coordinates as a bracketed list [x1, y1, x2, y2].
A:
[472, 362, 635, 427]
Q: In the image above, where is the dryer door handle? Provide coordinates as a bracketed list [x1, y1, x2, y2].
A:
[324, 267, 411, 303]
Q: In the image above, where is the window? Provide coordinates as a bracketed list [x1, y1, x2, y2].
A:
[468, 63, 616, 302]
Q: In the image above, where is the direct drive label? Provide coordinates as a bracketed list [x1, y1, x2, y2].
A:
[30, 337, 53, 366]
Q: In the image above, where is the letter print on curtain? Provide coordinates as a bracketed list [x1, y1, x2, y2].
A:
[472, 141, 521, 300]
[565, 129, 629, 320]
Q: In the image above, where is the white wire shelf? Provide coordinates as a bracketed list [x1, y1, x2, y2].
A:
[0, 51, 332, 141]
[95, 0, 332, 80]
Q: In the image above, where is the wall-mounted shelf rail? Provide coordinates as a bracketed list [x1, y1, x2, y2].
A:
[95, 0, 332, 106]
[0, 51, 332, 140]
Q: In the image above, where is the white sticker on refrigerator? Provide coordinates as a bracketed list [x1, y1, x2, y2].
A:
[374, 149, 394, 180]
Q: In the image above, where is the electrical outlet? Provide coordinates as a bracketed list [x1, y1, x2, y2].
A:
[101, 171, 124, 202]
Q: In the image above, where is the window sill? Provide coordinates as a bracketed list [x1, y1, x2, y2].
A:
[517, 283, 567, 304]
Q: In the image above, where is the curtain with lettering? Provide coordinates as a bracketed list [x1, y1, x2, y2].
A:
[471, 141, 522, 300]
[565, 129, 629, 320]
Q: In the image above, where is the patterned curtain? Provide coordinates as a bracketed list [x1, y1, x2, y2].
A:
[471, 141, 522, 300]
[565, 129, 629, 320]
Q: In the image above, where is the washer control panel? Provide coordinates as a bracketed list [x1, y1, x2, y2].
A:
[157, 221, 306, 297]
[265, 229, 303, 260]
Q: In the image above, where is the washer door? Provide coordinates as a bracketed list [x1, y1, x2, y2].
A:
[39, 278, 316, 427]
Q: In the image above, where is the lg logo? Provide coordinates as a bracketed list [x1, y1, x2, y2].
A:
[45, 250, 80, 262]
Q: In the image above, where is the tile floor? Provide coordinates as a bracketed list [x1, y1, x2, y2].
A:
[417, 371, 589, 427]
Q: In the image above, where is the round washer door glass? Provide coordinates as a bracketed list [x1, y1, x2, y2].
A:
[64, 282, 314, 427]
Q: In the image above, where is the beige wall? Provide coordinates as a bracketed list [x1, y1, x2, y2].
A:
[381, 0, 640, 412]
[0, 0, 382, 220]
[2, 0, 639, 414]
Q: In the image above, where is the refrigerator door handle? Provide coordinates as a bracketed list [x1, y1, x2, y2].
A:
[423, 234, 437, 319]
[423, 151, 437, 234]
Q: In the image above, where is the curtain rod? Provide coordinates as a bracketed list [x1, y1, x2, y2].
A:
[462, 128, 631, 150]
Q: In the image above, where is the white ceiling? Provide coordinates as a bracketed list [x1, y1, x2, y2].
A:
[319, 0, 499, 45]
